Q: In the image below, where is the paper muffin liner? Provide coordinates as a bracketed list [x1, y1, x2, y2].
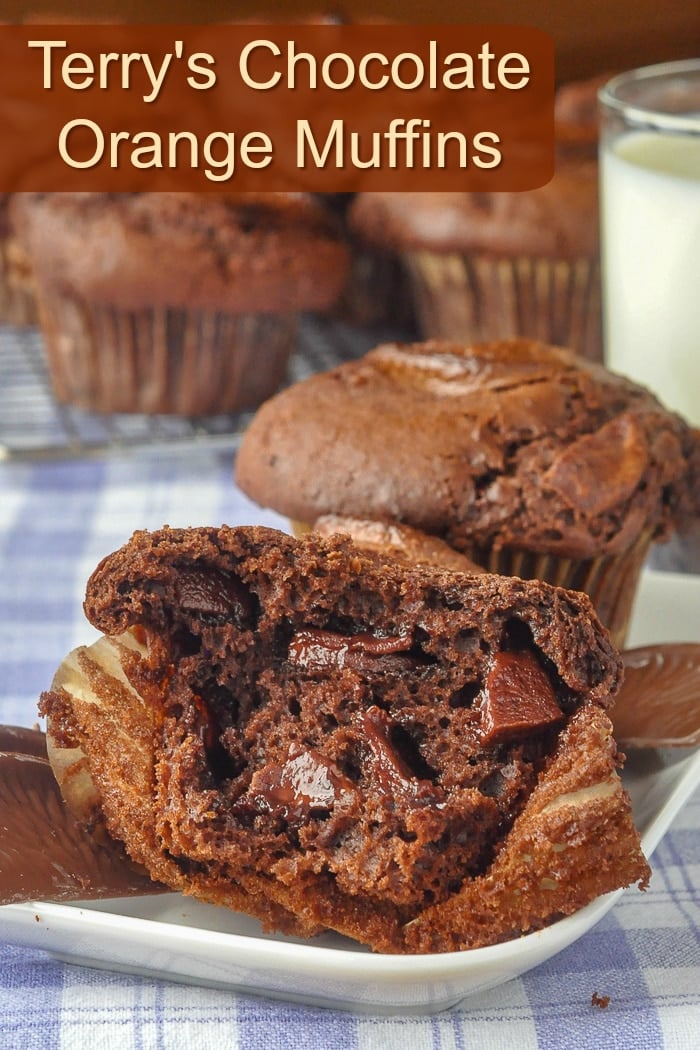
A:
[334, 246, 416, 330]
[468, 530, 653, 649]
[403, 251, 603, 363]
[290, 520, 312, 538]
[33, 291, 296, 416]
[0, 237, 38, 327]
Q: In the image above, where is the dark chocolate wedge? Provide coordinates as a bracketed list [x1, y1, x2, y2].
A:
[0, 739, 163, 905]
[615, 644, 700, 749]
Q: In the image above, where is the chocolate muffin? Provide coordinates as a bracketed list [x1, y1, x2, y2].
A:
[11, 192, 349, 416]
[310, 514, 484, 573]
[39, 525, 648, 952]
[348, 75, 604, 360]
[236, 339, 700, 647]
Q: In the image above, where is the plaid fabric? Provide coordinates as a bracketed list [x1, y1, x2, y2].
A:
[1, 449, 698, 1049]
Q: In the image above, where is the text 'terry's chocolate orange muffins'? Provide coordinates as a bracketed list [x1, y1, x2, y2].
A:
[11, 192, 349, 416]
[235, 339, 700, 648]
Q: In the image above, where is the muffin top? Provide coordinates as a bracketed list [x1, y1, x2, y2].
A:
[349, 75, 601, 260]
[348, 156, 598, 259]
[554, 71, 613, 147]
[11, 192, 349, 312]
[236, 339, 700, 559]
[312, 514, 484, 573]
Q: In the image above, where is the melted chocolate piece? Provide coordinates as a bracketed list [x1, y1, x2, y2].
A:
[175, 567, 253, 626]
[480, 651, 564, 745]
[191, 694, 236, 781]
[361, 707, 441, 804]
[240, 748, 356, 823]
[0, 744, 163, 905]
[288, 627, 419, 674]
[544, 414, 649, 516]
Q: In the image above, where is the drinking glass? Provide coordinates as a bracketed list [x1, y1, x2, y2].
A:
[599, 61, 700, 571]
[599, 59, 700, 425]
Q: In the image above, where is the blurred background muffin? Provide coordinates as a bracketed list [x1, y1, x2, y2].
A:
[11, 192, 349, 415]
[328, 192, 417, 332]
[347, 74, 605, 358]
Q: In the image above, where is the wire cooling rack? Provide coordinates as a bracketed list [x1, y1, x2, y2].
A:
[0, 317, 390, 461]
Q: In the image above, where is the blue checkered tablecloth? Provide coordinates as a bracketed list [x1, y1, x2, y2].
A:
[1, 447, 699, 1049]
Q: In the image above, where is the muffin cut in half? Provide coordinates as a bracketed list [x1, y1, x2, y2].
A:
[40, 525, 649, 953]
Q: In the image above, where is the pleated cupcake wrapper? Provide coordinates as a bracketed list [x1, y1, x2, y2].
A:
[290, 520, 312, 538]
[34, 292, 297, 416]
[0, 237, 38, 327]
[470, 530, 654, 650]
[335, 247, 416, 329]
[403, 251, 603, 363]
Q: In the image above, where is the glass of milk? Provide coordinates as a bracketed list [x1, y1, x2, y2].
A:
[599, 60, 700, 423]
[599, 61, 700, 571]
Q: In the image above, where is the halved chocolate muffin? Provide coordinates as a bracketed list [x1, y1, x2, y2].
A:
[40, 525, 649, 952]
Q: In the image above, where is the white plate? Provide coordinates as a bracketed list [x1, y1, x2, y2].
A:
[1, 569, 698, 1015]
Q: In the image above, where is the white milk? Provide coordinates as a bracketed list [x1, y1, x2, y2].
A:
[600, 131, 700, 424]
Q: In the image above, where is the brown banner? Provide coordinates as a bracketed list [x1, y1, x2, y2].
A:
[0, 24, 554, 192]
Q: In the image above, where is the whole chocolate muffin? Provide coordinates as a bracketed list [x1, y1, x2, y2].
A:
[349, 75, 604, 360]
[11, 192, 349, 415]
[40, 524, 648, 952]
[236, 339, 700, 646]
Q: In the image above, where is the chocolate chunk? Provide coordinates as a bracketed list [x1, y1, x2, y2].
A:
[480, 651, 564, 745]
[175, 567, 253, 625]
[242, 748, 355, 823]
[544, 414, 649, 516]
[361, 707, 441, 804]
[288, 627, 419, 674]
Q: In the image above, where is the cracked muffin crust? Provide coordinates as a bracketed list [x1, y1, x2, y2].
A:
[235, 339, 700, 646]
[40, 525, 649, 953]
[236, 339, 698, 560]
